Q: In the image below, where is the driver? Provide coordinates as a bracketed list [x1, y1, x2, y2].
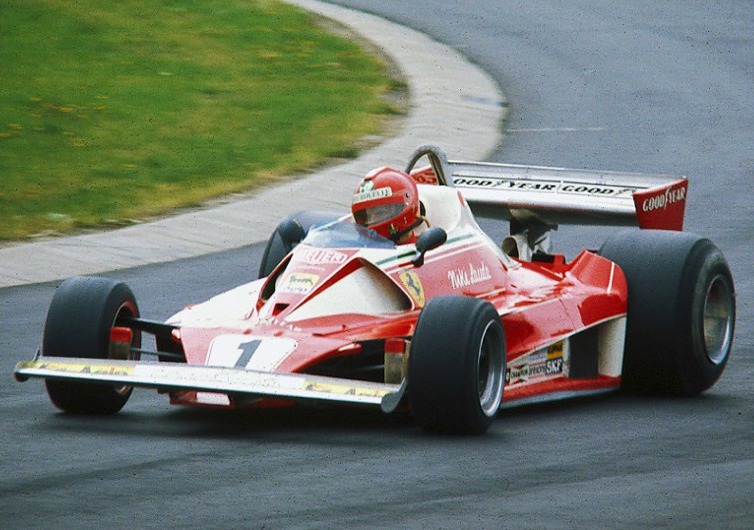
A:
[351, 167, 426, 243]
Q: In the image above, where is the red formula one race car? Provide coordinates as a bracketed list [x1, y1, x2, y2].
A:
[15, 146, 736, 434]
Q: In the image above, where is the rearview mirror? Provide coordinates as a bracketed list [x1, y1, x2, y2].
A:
[412, 227, 447, 267]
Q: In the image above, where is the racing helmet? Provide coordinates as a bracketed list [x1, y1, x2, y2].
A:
[352, 167, 420, 241]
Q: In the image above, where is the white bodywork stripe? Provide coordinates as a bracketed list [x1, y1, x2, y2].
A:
[607, 263, 616, 295]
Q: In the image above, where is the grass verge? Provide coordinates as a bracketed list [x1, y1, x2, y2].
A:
[0, 0, 405, 241]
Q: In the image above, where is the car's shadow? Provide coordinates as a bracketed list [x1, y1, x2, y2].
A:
[32, 389, 735, 443]
[35, 400, 420, 442]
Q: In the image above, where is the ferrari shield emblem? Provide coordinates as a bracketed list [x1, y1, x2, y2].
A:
[399, 270, 425, 307]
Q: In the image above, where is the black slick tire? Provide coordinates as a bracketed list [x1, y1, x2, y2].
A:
[599, 229, 735, 395]
[409, 295, 506, 434]
[43, 276, 141, 414]
[258, 211, 341, 278]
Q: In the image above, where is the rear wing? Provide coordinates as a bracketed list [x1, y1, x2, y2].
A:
[406, 145, 688, 231]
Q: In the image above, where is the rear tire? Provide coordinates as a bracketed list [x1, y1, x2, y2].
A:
[258, 211, 341, 278]
[43, 276, 141, 414]
[409, 296, 506, 434]
[599, 230, 735, 395]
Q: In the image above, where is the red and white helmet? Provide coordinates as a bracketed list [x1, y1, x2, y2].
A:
[352, 167, 420, 241]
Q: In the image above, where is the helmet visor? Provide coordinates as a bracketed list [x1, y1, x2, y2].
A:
[353, 202, 405, 227]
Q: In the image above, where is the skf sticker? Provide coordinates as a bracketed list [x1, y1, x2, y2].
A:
[399, 270, 425, 307]
[279, 273, 319, 295]
[505, 341, 565, 385]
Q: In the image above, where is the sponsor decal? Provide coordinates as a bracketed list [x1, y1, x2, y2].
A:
[358, 179, 374, 193]
[448, 262, 492, 289]
[353, 186, 390, 204]
[296, 248, 348, 265]
[303, 381, 389, 398]
[641, 185, 686, 212]
[454, 177, 496, 188]
[559, 184, 633, 196]
[289, 263, 326, 273]
[505, 341, 565, 385]
[454, 176, 636, 197]
[547, 341, 564, 359]
[31, 360, 134, 377]
[398, 270, 425, 307]
[279, 273, 319, 295]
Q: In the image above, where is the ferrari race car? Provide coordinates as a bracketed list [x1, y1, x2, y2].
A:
[14, 146, 736, 434]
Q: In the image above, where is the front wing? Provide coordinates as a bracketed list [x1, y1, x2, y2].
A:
[14, 356, 406, 413]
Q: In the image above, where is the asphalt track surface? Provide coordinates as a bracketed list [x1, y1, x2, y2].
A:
[2, 1, 752, 528]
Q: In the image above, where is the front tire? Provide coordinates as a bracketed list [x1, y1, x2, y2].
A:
[43, 276, 141, 414]
[409, 296, 506, 434]
[599, 230, 735, 395]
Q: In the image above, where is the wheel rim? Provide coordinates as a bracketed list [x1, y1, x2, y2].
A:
[110, 302, 140, 396]
[477, 321, 504, 416]
[702, 274, 734, 365]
